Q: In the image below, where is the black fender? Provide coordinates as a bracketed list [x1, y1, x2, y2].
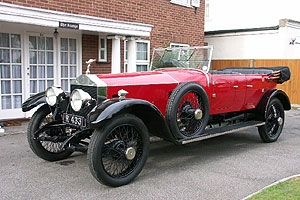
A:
[88, 99, 177, 143]
[255, 89, 291, 120]
[22, 91, 46, 112]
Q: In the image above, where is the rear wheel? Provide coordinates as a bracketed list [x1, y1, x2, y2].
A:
[258, 98, 284, 143]
[88, 114, 149, 187]
[27, 105, 73, 161]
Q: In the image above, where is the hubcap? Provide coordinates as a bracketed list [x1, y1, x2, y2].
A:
[277, 117, 283, 126]
[125, 147, 136, 160]
[194, 109, 203, 120]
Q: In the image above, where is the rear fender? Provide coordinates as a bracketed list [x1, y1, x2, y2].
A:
[22, 91, 46, 112]
[88, 99, 176, 143]
[255, 89, 291, 120]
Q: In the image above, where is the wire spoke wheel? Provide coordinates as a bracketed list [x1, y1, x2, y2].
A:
[101, 125, 143, 178]
[166, 82, 209, 140]
[27, 105, 73, 161]
[88, 114, 149, 187]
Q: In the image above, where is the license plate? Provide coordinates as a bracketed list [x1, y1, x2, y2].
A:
[63, 114, 86, 127]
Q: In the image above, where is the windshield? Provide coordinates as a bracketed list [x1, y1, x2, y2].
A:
[150, 46, 213, 73]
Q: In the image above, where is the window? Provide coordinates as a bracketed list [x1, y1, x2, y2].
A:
[124, 40, 150, 72]
[170, 0, 191, 7]
[60, 38, 77, 92]
[98, 37, 107, 62]
[170, 43, 190, 48]
[205, 0, 210, 20]
[0, 33, 22, 109]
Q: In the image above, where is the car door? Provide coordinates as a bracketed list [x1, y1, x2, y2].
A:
[210, 74, 246, 115]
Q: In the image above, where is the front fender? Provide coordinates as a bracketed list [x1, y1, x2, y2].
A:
[88, 99, 176, 143]
[22, 91, 46, 112]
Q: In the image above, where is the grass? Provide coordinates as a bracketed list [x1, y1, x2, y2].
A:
[247, 176, 300, 200]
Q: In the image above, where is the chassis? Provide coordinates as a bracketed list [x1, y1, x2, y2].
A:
[22, 46, 291, 187]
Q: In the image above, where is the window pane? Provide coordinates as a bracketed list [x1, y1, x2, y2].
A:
[30, 51, 37, 64]
[14, 95, 22, 109]
[69, 39, 76, 51]
[30, 80, 37, 93]
[70, 52, 76, 64]
[29, 36, 37, 50]
[46, 37, 53, 50]
[137, 65, 147, 72]
[13, 80, 22, 93]
[1, 65, 10, 78]
[2, 96, 11, 109]
[12, 50, 21, 63]
[61, 52, 68, 64]
[39, 80, 45, 92]
[47, 80, 54, 87]
[47, 52, 53, 64]
[38, 37, 45, 50]
[61, 66, 68, 78]
[47, 66, 54, 78]
[12, 65, 21, 78]
[0, 33, 9, 47]
[11, 34, 21, 48]
[100, 50, 105, 60]
[100, 38, 105, 48]
[61, 79, 68, 91]
[38, 66, 45, 78]
[0, 49, 10, 63]
[38, 51, 45, 64]
[1, 80, 11, 94]
[30, 66, 37, 78]
[61, 38, 68, 51]
[70, 66, 76, 77]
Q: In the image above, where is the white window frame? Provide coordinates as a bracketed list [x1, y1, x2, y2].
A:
[98, 37, 107, 62]
[170, 0, 191, 7]
[124, 40, 150, 72]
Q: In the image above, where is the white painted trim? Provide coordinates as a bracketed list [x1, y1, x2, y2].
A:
[0, 2, 153, 37]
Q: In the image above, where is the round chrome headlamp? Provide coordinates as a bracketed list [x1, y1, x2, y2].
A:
[70, 89, 92, 112]
[45, 86, 64, 106]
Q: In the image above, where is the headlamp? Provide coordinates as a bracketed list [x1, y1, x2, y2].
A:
[70, 89, 92, 111]
[45, 86, 64, 106]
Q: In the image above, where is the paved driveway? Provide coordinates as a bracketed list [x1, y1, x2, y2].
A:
[1, 109, 300, 200]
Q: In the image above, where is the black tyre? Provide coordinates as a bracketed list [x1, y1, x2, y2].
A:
[88, 114, 149, 187]
[166, 82, 209, 139]
[258, 98, 285, 143]
[27, 105, 73, 161]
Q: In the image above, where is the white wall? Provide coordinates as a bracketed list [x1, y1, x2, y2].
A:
[206, 0, 300, 31]
[205, 26, 300, 60]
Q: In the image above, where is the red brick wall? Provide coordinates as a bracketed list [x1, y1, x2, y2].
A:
[3, 0, 205, 73]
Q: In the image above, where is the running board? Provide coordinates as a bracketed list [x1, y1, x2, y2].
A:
[180, 121, 265, 145]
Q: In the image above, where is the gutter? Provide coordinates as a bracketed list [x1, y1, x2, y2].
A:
[205, 25, 279, 36]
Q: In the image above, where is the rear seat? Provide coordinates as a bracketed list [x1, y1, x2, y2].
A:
[214, 68, 273, 74]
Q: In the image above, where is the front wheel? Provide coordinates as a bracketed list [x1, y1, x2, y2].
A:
[258, 98, 285, 143]
[88, 114, 149, 187]
[27, 105, 73, 161]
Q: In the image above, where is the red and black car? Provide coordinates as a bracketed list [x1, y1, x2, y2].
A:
[22, 46, 291, 187]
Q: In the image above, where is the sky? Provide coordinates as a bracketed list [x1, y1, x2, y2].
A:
[205, 0, 300, 31]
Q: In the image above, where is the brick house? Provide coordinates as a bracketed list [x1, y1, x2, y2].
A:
[0, 0, 205, 120]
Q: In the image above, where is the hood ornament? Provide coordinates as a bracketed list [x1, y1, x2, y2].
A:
[85, 59, 96, 74]
[118, 89, 128, 99]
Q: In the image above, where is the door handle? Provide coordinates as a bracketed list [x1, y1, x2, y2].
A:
[246, 85, 253, 88]
[233, 85, 238, 88]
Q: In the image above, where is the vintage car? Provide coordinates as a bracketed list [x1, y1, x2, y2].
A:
[22, 46, 291, 187]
